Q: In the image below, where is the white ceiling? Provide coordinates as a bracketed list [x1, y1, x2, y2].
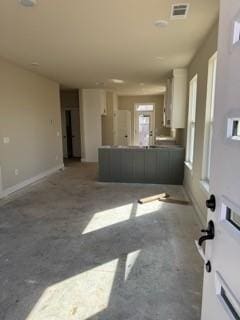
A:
[0, 0, 219, 95]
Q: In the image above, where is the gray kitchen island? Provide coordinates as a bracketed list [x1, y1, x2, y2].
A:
[98, 145, 185, 185]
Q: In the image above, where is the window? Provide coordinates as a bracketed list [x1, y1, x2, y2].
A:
[227, 118, 240, 141]
[185, 75, 198, 169]
[233, 21, 240, 45]
[201, 53, 217, 185]
[136, 104, 154, 112]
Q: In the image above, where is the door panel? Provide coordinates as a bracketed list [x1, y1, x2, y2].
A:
[61, 109, 68, 158]
[66, 110, 73, 158]
[200, 1, 240, 319]
[117, 110, 131, 146]
[70, 108, 81, 157]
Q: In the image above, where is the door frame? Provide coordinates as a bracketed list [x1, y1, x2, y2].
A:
[134, 103, 155, 146]
[61, 107, 81, 159]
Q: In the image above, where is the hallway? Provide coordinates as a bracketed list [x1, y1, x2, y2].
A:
[0, 162, 203, 320]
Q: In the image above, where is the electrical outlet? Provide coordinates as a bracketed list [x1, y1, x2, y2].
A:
[15, 169, 19, 176]
[56, 155, 59, 161]
[57, 131, 60, 137]
[3, 137, 10, 144]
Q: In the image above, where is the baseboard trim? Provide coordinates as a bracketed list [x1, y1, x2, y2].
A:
[0, 164, 64, 199]
[182, 185, 205, 227]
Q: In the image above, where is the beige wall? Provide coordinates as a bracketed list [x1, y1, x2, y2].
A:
[0, 57, 63, 195]
[118, 95, 170, 143]
[184, 22, 219, 224]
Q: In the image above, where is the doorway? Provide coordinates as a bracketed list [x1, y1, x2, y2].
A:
[134, 104, 155, 146]
[65, 110, 73, 158]
[60, 90, 81, 160]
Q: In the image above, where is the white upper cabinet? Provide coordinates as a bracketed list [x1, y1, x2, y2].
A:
[165, 68, 188, 129]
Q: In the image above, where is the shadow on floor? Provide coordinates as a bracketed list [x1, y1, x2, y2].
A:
[0, 162, 203, 320]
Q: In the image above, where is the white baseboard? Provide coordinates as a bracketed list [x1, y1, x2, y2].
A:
[182, 185, 205, 227]
[0, 164, 64, 199]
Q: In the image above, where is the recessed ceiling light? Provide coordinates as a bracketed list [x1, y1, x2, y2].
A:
[19, 0, 37, 7]
[110, 79, 124, 84]
[96, 82, 105, 86]
[30, 62, 39, 67]
[154, 20, 169, 28]
[156, 56, 165, 60]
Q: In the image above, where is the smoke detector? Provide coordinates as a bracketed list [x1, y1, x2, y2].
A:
[19, 0, 37, 7]
[154, 20, 169, 28]
[171, 4, 189, 19]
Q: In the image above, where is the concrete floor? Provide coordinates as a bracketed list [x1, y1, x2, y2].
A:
[0, 161, 203, 320]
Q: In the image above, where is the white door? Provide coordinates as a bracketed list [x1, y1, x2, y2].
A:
[61, 109, 68, 158]
[198, 1, 240, 319]
[70, 108, 81, 157]
[117, 110, 131, 146]
[134, 111, 155, 146]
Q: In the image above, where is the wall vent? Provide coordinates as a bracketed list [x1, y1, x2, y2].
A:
[171, 3, 189, 19]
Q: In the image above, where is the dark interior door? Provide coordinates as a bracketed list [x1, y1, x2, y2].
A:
[65, 110, 73, 158]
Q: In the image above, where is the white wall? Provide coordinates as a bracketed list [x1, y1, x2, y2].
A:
[81, 89, 103, 162]
[0, 57, 63, 197]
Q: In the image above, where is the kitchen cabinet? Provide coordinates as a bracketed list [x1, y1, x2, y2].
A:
[164, 68, 188, 129]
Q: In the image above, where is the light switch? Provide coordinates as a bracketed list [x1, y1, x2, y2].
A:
[57, 131, 60, 137]
[3, 137, 10, 144]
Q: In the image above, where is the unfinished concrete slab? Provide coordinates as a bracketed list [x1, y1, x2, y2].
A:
[0, 162, 203, 320]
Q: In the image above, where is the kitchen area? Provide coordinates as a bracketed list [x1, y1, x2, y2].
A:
[99, 68, 187, 185]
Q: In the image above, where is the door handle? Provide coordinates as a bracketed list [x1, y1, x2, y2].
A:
[195, 220, 215, 273]
[198, 220, 215, 246]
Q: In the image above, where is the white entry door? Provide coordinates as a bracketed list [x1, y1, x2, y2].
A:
[134, 111, 155, 146]
[199, 1, 240, 319]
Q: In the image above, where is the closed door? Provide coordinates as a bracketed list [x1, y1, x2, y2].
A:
[198, 2, 240, 319]
[117, 110, 131, 146]
[65, 110, 73, 158]
[135, 111, 155, 146]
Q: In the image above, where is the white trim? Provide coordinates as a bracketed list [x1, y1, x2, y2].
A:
[186, 74, 198, 165]
[183, 184, 205, 226]
[201, 52, 217, 182]
[184, 161, 193, 173]
[200, 179, 210, 195]
[0, 164, 64, 199]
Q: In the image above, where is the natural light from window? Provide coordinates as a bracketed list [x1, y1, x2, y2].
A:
[26, 259, 119, 320]
[201, 52, 217, 186]
[186, 74, 198, 169]
[136, 104, 154, 112]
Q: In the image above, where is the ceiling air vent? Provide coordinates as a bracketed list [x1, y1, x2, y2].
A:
[171, 3, 189, 19]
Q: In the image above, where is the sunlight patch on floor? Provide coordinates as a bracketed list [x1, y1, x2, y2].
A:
[82, 203, 134, 234]
[135, 201, 163, 217]
[124, 250, 141, 281]
[26, 259, 119, 320]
